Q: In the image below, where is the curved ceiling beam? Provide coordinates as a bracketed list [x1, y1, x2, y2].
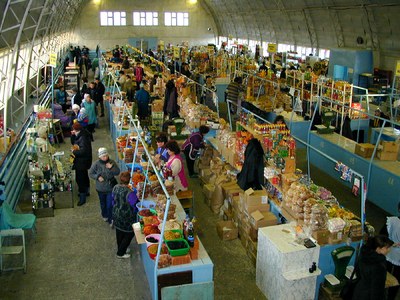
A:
[199, 0, 222, 40]
[302, 8, 318, 50]
[274, 0, 296, 45]
[258, 0, 277, 44]
[363, 5, 379, 50]
[4, 0, 34, 129]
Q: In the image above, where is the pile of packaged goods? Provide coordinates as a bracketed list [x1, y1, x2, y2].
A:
[276, 175, 370, 245]
[179, 97, 219, 129]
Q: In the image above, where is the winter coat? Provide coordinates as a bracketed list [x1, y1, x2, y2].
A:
[95, 81, 105, 102]
[352, 247, 388, 300]
[89, 159, 120, 193]
[82, 100, 97, 125]
[163, 80, 179, 118]
[182, 132, 203, 160]
[237, 138, 264, 191]
[72, 129, 92, 171]
[112, 184, 138, 232]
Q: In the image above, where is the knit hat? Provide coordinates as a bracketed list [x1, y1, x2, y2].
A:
[72, 104, 80, 111]
[98, 147, 108, 158]
[72, 123, 82, 131]
[37, 126, 48, 139]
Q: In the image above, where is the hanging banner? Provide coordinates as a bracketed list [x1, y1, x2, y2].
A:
[49, 52, 57, 68]
[267, 43, 277, 53]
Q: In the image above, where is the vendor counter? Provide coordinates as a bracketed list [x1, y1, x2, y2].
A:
[309, 131, 400, 215]
[256, 224, 321, 300]
[137, 195, 214, 300]
[256, 222, 360, 300]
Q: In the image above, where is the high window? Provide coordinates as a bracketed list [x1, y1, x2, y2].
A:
[164, 12, 189, 26]
[133, 12, 158, 26]
[100, 11, 126, 26]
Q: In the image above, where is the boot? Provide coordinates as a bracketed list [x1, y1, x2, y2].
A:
[85, 187, 90, 197]
[77, 193, 86, 206]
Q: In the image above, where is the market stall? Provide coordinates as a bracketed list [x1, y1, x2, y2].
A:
[107, 103, 214, 299]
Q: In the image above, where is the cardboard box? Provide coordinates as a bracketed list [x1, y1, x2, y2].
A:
[222, 181, 242, 199]
[216, 220, 238, 241]
[355, 143, 375, 158]
[249, 226, 258, 242]
[247, 237, 258, 257]
[376, 151, 398, 161]
[202, 183, 215, 199]
[250, 211, 278, 229]
[244, 188, 268, 207]
[246, 203, 270, 214]
[312, 229, 330, 245]
[380, 141, 400, 153]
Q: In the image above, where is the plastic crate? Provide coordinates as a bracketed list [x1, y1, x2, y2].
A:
[166, 239, 190, 256]
[164, 230, 183, 241]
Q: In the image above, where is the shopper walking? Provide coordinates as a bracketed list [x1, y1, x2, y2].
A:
[135, 82, 150, 120]
[112, 171, 138, 259]
[182, 125, 209, 178]
[94, 77, 106, 117]
[82, 94, 97, 140]
[89, 148, 120, 225]
[134, 62, 145, 91]
[71, 122, 92, 206]
[165, 140, 188, 191]
[352, 235, 394, 300]
[163, 79, 179, 119]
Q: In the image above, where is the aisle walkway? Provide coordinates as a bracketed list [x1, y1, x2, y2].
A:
[0, 115, 151, 299]
[0, 109, 266, 299]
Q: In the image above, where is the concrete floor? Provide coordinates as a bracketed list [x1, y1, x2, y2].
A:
[0, 110, 266, 300]
[0, 105, 392, 300]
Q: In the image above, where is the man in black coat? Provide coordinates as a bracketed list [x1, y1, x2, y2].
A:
[71, 122, 92, 206]
[94, 77, 106, 117]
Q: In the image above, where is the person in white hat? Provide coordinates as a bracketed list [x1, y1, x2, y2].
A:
[89, 147, 120, 224]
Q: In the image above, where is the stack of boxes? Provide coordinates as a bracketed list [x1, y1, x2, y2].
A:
[376, 141, 399, 161]
[198, 145, 279, 265]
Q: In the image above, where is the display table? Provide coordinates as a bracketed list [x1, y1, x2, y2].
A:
[309, 131, 400, 215]
[136, 195, 214, 300]
[256, 224, 321, 300]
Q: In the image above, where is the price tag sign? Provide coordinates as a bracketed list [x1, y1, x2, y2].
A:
[267, 43, 277, 53]
[49, 52, 57, 67]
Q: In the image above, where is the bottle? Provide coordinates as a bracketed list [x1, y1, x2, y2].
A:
[187, 222, 195, 247]
[183, 214, 190, 238]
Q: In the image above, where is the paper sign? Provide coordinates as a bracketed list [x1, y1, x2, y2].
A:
[49, 52, 57, 67]
[267, 43, 277, 53]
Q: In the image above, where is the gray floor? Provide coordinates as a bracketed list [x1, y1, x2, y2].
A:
[0, 111, 266, 300]
[0, 106, 392, 300]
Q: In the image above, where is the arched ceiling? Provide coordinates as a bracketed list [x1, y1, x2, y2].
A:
[1, 0, 399, 54]
[0, 0, 84, 51]
[202, 0, 400, 53]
